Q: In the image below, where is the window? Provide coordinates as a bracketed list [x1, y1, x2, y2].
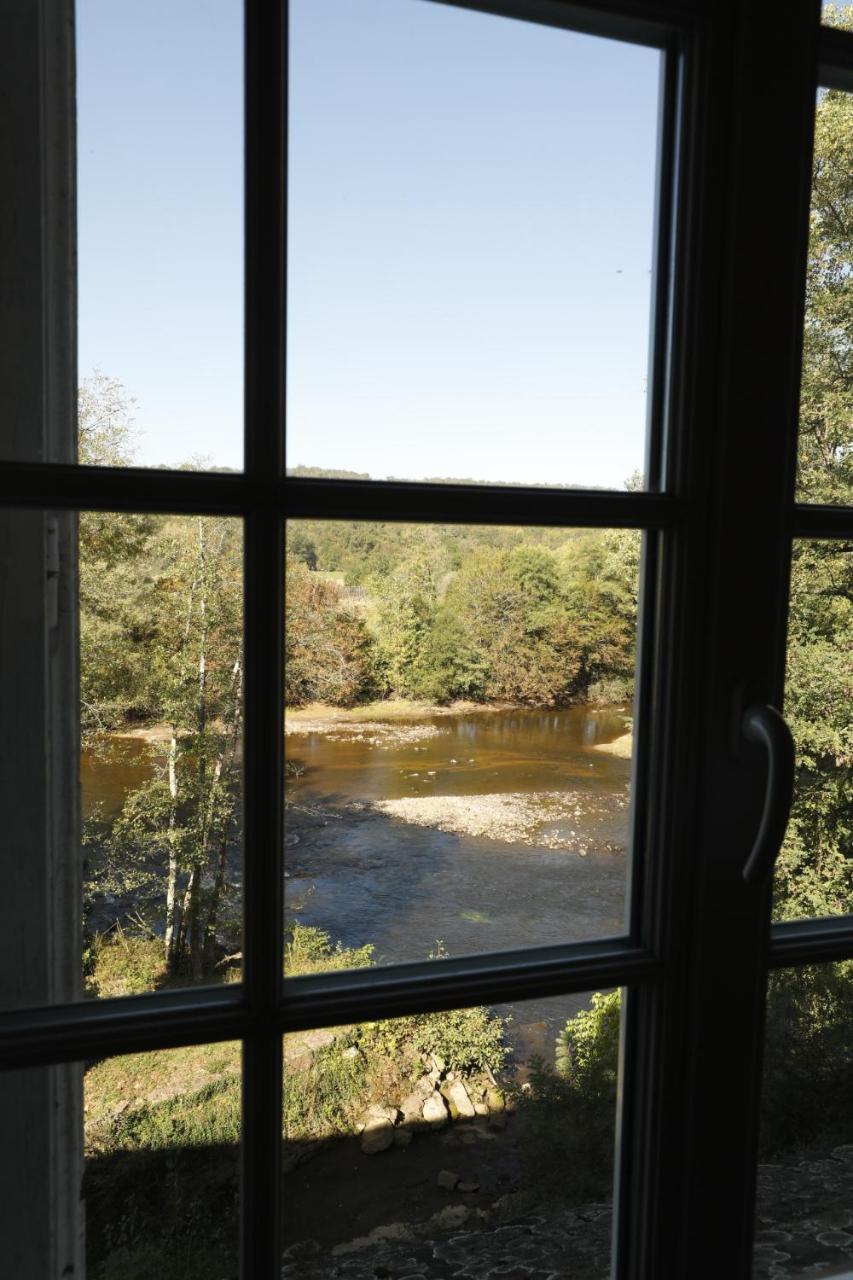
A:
[2, 2, 853, 1279]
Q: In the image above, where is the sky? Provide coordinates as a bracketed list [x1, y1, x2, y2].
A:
[77, 0, 661, 488]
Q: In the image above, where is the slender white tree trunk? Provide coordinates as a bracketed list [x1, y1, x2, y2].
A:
[163, 727, 180, 967]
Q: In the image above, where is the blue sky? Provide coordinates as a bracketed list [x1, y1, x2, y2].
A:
[78, 0, 661, 488]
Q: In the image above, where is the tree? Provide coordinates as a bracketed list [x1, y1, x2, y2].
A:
[82, 511, 244, 978]
[774, 54, 853, 922]
[284, 557, 375, 706]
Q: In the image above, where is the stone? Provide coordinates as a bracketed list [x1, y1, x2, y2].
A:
[446, 1080, 476, 1119]
[429, 1205, 470, 1231]
[437, 1169, 460, 1190]
[474, 1101, 490, 1117]
[430, 1054, 447, 1074]
[360, 1119, 394, 1154]
[400, 1077, 435, 1122]
[458, 1180, 479, 1193]
[421, 1093, 449, 1127]
[815, 1230, 853, 1247]
[302, 1029, 336, 1053]
[365, 1102, 401, 1125]
[393, 1127, 413, 1149]
[486, 1088, 505, 1111]
[342, 1045, 361, 1060]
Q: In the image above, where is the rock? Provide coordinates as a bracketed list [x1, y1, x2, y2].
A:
[342, 1045, 361, 1060]
[458, 1180, 480, 1193]
[422, 1093, 449, 1127]
[367, 1223, 415, 1244]
[365, 1102, 401, 1125]
[393, 1127, 413, 1149]
[360, 1119, 395, 1154]
[302, 1029, 336, 1053]
[429, 1205, 470, 1231]
[446, 1080, 476, 1119]
[399, 1077, 435, 1122]
[430, 1053, 447, 1075]
[474, 1101, 490, 1117]
[486, 1088, 505, 1111]
[437, 1169, 460, 1190]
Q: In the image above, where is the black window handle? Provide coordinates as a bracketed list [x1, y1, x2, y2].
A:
[741, 705, 795, 885]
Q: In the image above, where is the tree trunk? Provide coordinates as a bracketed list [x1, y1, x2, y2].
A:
[198, 656, 242, 972]
[163, 727, 180, 969]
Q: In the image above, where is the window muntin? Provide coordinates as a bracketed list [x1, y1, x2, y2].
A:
[286, 0, 662, 491]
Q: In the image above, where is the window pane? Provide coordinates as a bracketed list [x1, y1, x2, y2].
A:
[75, 1, 244, 471]
[82, 513, 244, 997]
[287, 0, 661, 490]
[284, 520, 641, 969]
[797, 82, 853, 506]
[822, 3, 852, 29]
[773, 540, 852, 923]
[85, 1043, 241, 1278]
[754, 963, 853, 1278]
[282, 991, 620, 1277]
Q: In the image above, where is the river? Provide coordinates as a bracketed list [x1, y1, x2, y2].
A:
[82, 704, 633, 1056]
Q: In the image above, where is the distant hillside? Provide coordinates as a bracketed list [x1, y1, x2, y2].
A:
[285, 464, 628, 490]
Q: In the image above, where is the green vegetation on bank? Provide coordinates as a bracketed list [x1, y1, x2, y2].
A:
[285, 510, 640, 708]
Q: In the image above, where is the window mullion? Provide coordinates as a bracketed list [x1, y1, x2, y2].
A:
[241, 0, 286, 1275]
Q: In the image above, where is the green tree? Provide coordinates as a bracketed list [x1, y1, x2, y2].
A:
[285, 557, 375, 706]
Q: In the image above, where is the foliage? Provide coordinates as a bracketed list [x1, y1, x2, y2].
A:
[285, 924, 507, 1076]
[284, 922, 374, 974]
[85, 930, 168, 998]
[284, 556, 376, 706]
[509, 992, 621, 1205]
[761, 961, 853, 1156]
[283, 1039, 368, 1142]
[79, 482, 245, 975]
[280, 516, 640, 708]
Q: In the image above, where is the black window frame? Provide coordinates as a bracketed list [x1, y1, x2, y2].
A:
[2, 2, 853, 1278]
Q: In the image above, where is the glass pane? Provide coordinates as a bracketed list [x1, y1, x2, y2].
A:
[287, 0, 661, 490]
[773, 540, 852, 922]
[797, 81, 853, 506]
[822, 3, 852, 29]
[75, 1, 243, 471]
[284, 520, 640, 969]
[82, 514, 244, 996]
[4, 1045, 240, 1280]
[282, 991, 620, 1277]
[754, 963, 853, 1278]
[86, 1042, 241, 1279]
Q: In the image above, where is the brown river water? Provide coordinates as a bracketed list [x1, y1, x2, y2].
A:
[82, 704, 632, 1054]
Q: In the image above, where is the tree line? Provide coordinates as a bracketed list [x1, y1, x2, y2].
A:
[285, 516, 640, 709]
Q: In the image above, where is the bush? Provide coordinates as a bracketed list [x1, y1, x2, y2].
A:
[511, 992, 621, 1206]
